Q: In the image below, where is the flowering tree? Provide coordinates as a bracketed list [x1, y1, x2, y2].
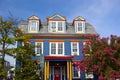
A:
[78, 35, 120, 80]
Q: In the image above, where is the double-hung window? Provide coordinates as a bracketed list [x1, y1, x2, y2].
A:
[78, 23, 82, 31]
[51, 22, 56, 31]
[28, 20, 39, 32]
[72, 65, 80, 78]
[35, 42, 43, 56]
[49, 21, 65, 32]
[75, 22, 85, 33]
[58, 22, 62, 31]
[50, 42, 64, 55]
[71, 42, 79, 56]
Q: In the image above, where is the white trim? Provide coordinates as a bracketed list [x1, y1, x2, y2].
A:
[71, 42, 79, 56]
[48, 21, 66, 33]
[50, 42, 64, 56]
[35, 42, 43, 56]
[74, 21, 85, 33]
[28, 20, 39, 32]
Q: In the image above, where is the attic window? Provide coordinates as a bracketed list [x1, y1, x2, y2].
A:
[49, 21, 65, 32]
[75, 22, 85, 33]
[28, 20, 39, 32]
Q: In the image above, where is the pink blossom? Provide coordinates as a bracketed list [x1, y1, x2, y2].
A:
[110, 57, 117, 62]
[95, 51, 99, 56]
[89, 58, 93, 62]
[98, 57, 102, 61]
[98, 74, 104, 80]
[93, 65, 99, 71]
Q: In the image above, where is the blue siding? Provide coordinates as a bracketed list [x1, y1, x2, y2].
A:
[44, 40, 49, 56]
[32, 56, 40, 60]
[65, 40, 71, 55]
[30, 39, 35, 45]
[73, 41, 83, 60]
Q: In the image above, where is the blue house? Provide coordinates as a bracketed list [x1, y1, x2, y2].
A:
[17, 14, 97, 80]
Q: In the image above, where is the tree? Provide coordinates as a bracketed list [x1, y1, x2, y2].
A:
[14, 42, 39, 80]
[0, 17, 23, 78]
[80, 35, 120, 80]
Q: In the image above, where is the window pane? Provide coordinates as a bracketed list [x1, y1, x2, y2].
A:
[30, 21, 37, 31]
[58, 22, 62, 31]
[72, 43, 77, 52]
[78, 23, 82, 31]
[58, 43, 63, 54]
[72, 65, 80, 77]
[36, 43, 42, 54]
[51, 22, 56, 30]
[51, 43, 56, 54]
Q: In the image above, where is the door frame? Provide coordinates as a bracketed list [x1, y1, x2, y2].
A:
[50, 66, 65, 80]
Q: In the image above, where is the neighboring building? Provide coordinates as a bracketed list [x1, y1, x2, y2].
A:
[17, 14, 97, 80]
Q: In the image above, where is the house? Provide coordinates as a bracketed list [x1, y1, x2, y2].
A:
[17, 14, 97, 80]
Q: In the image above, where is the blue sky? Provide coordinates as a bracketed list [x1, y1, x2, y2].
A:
[0, 0, 120, 66]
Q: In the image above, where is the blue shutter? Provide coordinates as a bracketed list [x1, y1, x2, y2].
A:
[44, 40, 49, 55]
[65, 40, 71, 55]
[79, 41, 83, 60]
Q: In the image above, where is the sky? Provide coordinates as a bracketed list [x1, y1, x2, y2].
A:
[0, 0, 120, 66]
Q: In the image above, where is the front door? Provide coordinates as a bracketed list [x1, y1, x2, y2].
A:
[54, 67, 61, 80]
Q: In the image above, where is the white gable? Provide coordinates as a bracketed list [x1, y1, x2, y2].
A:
[74, 16, 85, 21]
[28, 15, 40, 20]
[49, 14, 66, 20]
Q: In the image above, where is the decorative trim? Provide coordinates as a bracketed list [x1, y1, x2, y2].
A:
[71, 40, 79, 42]
[31, 34, 98, 39]
[49, 40, 64, 42]
[36, 40, 44, 42]
[44, 56, 73, 59]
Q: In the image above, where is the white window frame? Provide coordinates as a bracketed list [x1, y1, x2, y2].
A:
[72, 65, 81, 78]
[71, 42, 79, 56]
[35, 42, 43, 56]
[75, 21, 85, 33]
[48, 21, 65, 32]
[50, 42, 64, 56]
[28, 20, 39, 32]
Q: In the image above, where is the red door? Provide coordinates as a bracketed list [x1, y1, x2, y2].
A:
[54, 67, 61, 80]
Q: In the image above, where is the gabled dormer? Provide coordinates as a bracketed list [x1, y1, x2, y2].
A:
[73, 16, 85, 33]
[47, 14, 66, 33]
[28, 15, 40, 33]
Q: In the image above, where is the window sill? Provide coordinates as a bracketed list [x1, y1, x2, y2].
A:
[71, 53, 79, 56]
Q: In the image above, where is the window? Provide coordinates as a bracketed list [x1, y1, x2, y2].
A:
[72, 65, 80, 78]
[78, 23, 82, 31]
[71, 42, 79, 56]
[35, 42, 43, 55]
[49, 21, 65, 32]
[75, 22, 85, 33]
[51, 22, 56, 31]
[58, 22, 62, 31]
[50, 42, 64, 55]
[28, 20, 39, 32]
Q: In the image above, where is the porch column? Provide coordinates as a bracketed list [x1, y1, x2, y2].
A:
[67, 61, 70, 80]
[70, 61, 72, 80]
[47, 61, 49, 79]
[44, 61, 46, 80]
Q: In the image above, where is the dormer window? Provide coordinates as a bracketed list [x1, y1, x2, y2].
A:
[28, 15, 40, 33]
[49, 21, 65, 32]
[47, 14, 66, 33]
[74, 16, 85, 33]
[29, 20, 39, 31]
[75, 22, 85, 33]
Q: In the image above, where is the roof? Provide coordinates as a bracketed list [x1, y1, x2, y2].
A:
[19, 21, 98, 35]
